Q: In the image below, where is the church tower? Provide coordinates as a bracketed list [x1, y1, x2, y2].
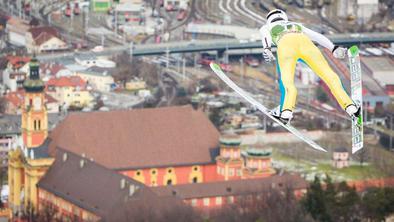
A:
[242, 145, 275, 179]
[8, 57, 53, 215]
[21, 57, 47, 148]
[215, 134, 243, 181]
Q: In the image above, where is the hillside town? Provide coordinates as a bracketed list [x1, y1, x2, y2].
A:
[0, 0, 393, 221]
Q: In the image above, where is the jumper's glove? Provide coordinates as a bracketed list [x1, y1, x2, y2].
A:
[332, 46, 347, 59]
[263, 48, 275, 63]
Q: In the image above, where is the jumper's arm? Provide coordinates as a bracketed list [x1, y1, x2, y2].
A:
[303, 26, 335, 51]
[260, 25, 272, 49]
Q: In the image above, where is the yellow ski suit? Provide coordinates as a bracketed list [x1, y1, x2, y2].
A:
[260, 22, 353, 112]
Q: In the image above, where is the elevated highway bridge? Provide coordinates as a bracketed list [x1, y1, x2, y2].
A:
[37, 32, 394, 61]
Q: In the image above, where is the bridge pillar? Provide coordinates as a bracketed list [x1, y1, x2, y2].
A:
[217, 49, 225, 61]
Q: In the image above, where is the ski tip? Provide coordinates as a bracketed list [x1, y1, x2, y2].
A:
[209, 62, 220, 71]
[349, 45, 359, 57]
[352, 146, 363, 154]
[319, 148, 328, 153]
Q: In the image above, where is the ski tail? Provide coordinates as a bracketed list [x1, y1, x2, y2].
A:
[348, 45, 364, 154]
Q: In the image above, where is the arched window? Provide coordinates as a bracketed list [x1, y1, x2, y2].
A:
[192, 177, 198, 183]
[37, 120, 41, 130]
[33, 120, 37, 130]
[166, 179, 172, 185]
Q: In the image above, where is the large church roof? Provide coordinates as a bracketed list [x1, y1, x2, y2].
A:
[38, 149, 183, 221]
[48, 106, 220, 170]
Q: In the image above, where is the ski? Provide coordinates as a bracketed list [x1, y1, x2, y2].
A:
[348, 46, 364, 154]
[210, 62, 327, 152]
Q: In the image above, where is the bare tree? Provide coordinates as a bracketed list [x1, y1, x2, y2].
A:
[113, 53, 159, 87]
[354, 147, 369, 166]
[0, 96, 6, 115]
[212, 187, 315, 222]
[120, 197, 202, 222]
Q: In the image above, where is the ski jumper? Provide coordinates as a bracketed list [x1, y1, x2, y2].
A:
[260, 21, 354, 112]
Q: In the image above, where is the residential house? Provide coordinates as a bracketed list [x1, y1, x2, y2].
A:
[76, 68, 115, 92]
[25, 26, 68, 54]
[74, 54, 116, 68]
[332, 147, 349, 169]
[46, 76, 93, 108]
[6, 17, 30, 46]
[114, 2, 143, 26]
[125, 78, 146, 91]
[2, 56, 30, 92]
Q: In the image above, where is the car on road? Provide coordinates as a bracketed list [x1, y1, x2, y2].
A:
[244, 56, 260, 67]
[220, 63, 232, 72]
[91, 45, 104, 52]
[197, 58, 214, 66]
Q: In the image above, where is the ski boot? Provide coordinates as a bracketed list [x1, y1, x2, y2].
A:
[346, 104, 362, 127]
[270, 106, 293, 125]
[345, 104, 361, 118]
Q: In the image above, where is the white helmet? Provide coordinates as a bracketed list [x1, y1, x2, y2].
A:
[266, 9, 288, 24]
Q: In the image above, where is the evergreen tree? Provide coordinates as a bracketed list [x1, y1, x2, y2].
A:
[362, 187, 394, 221]
[302, 176, 362, 222]
[334, 182, 362, 222]
[302, 176, 332, 222]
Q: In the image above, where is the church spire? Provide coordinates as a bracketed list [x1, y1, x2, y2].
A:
[23, 56, 44, 92]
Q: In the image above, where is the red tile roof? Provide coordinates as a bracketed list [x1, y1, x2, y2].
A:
[39, 63, 66, 76]
[48, 106, 220, 170]
[38, 149, 184, 222]
[152, 173, 308, 199]
[6, 56, 30, 69]
[348, 177, 394, 192]
[28, 26, 60, 45]
[46, 76, 87, 89]
[4, 90, 24, 107]
[4, 90, 58, 107]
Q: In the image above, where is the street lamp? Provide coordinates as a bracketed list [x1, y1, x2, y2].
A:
[388, 113, 394, 150]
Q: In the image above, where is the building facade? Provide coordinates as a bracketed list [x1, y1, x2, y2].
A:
[46, 76, 93, 108]
[8, 74, 275, 218]
[332, 147, 349, 169]
[76, 70, 114, 92]
[8, 57, 54, 214]
[2, 56, 30, 92]
[25, 26, 68, 54]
